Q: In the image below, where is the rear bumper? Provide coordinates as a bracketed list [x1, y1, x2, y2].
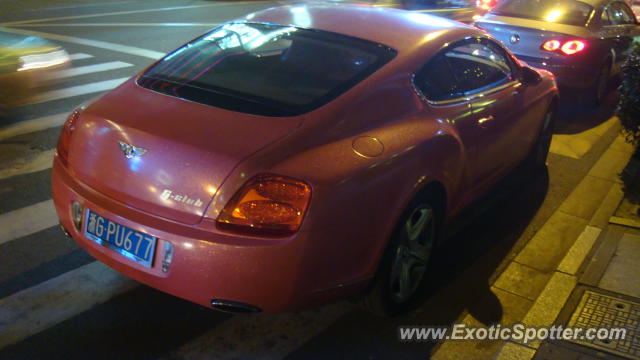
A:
[51, 154, 369, 312]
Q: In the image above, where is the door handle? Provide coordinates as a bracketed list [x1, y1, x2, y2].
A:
[477, 115, 494, 128]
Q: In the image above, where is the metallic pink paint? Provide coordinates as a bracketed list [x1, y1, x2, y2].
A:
[52, 3, 558, 312]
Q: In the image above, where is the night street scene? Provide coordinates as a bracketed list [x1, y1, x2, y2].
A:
[1, 0, 640, 359]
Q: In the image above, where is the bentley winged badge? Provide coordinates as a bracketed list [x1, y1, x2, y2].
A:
[118, 141, 148, 159]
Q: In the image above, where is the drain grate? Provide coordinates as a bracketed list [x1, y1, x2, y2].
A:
[567, 290, 640, 359]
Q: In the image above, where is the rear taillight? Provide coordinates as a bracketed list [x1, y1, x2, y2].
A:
[217, 175, 311, 236]
[476, 0, 496, 10]
[56, 109, 80, 166]
[542, 40, 561, 51]
[541, 39, 586, 55]
[561, 40, 586, 55]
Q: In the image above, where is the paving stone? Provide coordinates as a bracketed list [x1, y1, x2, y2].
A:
[557, 226, 601, 276]
[608, 135, 635, 155]
[431, 314, 504, 360]
[590, 184, 624, 229]
[589, 148, 633, 183]
[522, 272, 577, 331]
[490, 286, 535, 325]
[550, 136, 592, 159]
[493, 262, 551, 302]
[432, 336, 504, 360]
[559, 175, 613, 221]
[496, 341, 536, 360]
[598, 233, 640, 298]
[549, 116, 618, 159]
[515, 212, 588, 273]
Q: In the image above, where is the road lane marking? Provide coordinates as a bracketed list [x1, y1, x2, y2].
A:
[0, 27, 164, 60]
[39, 0, 136, 11]
[69, 53, 93, 60]
[0, 200, 57, 246]
[46, 61, 133, 80]
[32, 77, 128, 104]
[0, 261, 137, 349]
[0, 113, 67, 141]
[16, 22, 219, 27]
[0, 2, 263, 26]
[167, 302, 353, 360]
[0, 149, 55, 181]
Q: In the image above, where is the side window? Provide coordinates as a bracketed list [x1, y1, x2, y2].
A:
[415, 54, 464, 101]
[415, 39, 514, 102]
[402, 0, 471, 10]
[618, 3, 637, 23]
[610, 2, 636, 24]
[601, 6, 612, 25]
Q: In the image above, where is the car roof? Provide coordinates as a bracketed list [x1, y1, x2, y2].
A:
[573, 0, 609, 8]
[245, 3, 476, 53]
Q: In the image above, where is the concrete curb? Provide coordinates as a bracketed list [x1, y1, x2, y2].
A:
[492, 134, 634, 359]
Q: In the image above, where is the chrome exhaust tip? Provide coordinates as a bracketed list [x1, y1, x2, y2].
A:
[59, 223, 72, 238]
[210, 299, 261, 314]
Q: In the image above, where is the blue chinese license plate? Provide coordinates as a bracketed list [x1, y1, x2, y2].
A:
[84, 210, 157, 268]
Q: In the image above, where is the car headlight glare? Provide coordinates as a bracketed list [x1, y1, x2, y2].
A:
[18, 49, 70, 71]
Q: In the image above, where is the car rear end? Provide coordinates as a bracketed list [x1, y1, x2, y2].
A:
[475, 0, 607, 89]
[52, 21, 397, 313]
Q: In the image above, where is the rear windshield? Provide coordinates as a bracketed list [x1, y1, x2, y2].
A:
[138, 23, 396, 117]
[490, 0, 594, 26]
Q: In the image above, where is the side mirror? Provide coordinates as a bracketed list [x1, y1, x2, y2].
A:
[520, 65, 542, 85]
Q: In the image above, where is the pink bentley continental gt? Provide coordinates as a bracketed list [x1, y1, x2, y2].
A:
[52, 3, 558, 315]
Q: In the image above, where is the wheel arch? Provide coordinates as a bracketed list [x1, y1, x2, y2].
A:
[379, 178, 449, 261]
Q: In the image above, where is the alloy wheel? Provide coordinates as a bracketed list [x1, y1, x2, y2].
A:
[389, 205, 435, 304]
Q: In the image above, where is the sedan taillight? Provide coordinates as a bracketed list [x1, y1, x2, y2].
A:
[476, 0, 496, 10]
[216, 175, 311, 236]
[541, 39, 586, 55]
[542, 39, 561, 51]
[56, 109, 81, 166]
[560, 40, 586, 55]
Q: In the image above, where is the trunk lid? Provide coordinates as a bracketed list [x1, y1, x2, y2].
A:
[68, 79, 302, 224]
[475, 15, 593, 60]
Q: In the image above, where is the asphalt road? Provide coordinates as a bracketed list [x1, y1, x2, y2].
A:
[0, 1, 623, 359]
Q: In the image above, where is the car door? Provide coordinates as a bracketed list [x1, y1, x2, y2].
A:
[413, 37, 524, 198]
[600, 1, 640, 72]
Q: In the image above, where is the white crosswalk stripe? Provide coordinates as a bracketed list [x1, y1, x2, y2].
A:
[46, 61, 133, 80]
[0, 261, 137, 349]
[0, 46, 348, 358]
[0, 200, 57, 245]
[31, 77, 129, 104]
[0, 149, 55, 181]
[169, 303, 352, 360]
[69, 53, 94, 61]
[0, 113, 67, 141]
[0, 28, 165, 60]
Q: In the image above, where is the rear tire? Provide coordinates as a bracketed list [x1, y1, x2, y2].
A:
[528, 106, 555, 170]
[361, 193, 440, 316]
[593, 61, 611, 104]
